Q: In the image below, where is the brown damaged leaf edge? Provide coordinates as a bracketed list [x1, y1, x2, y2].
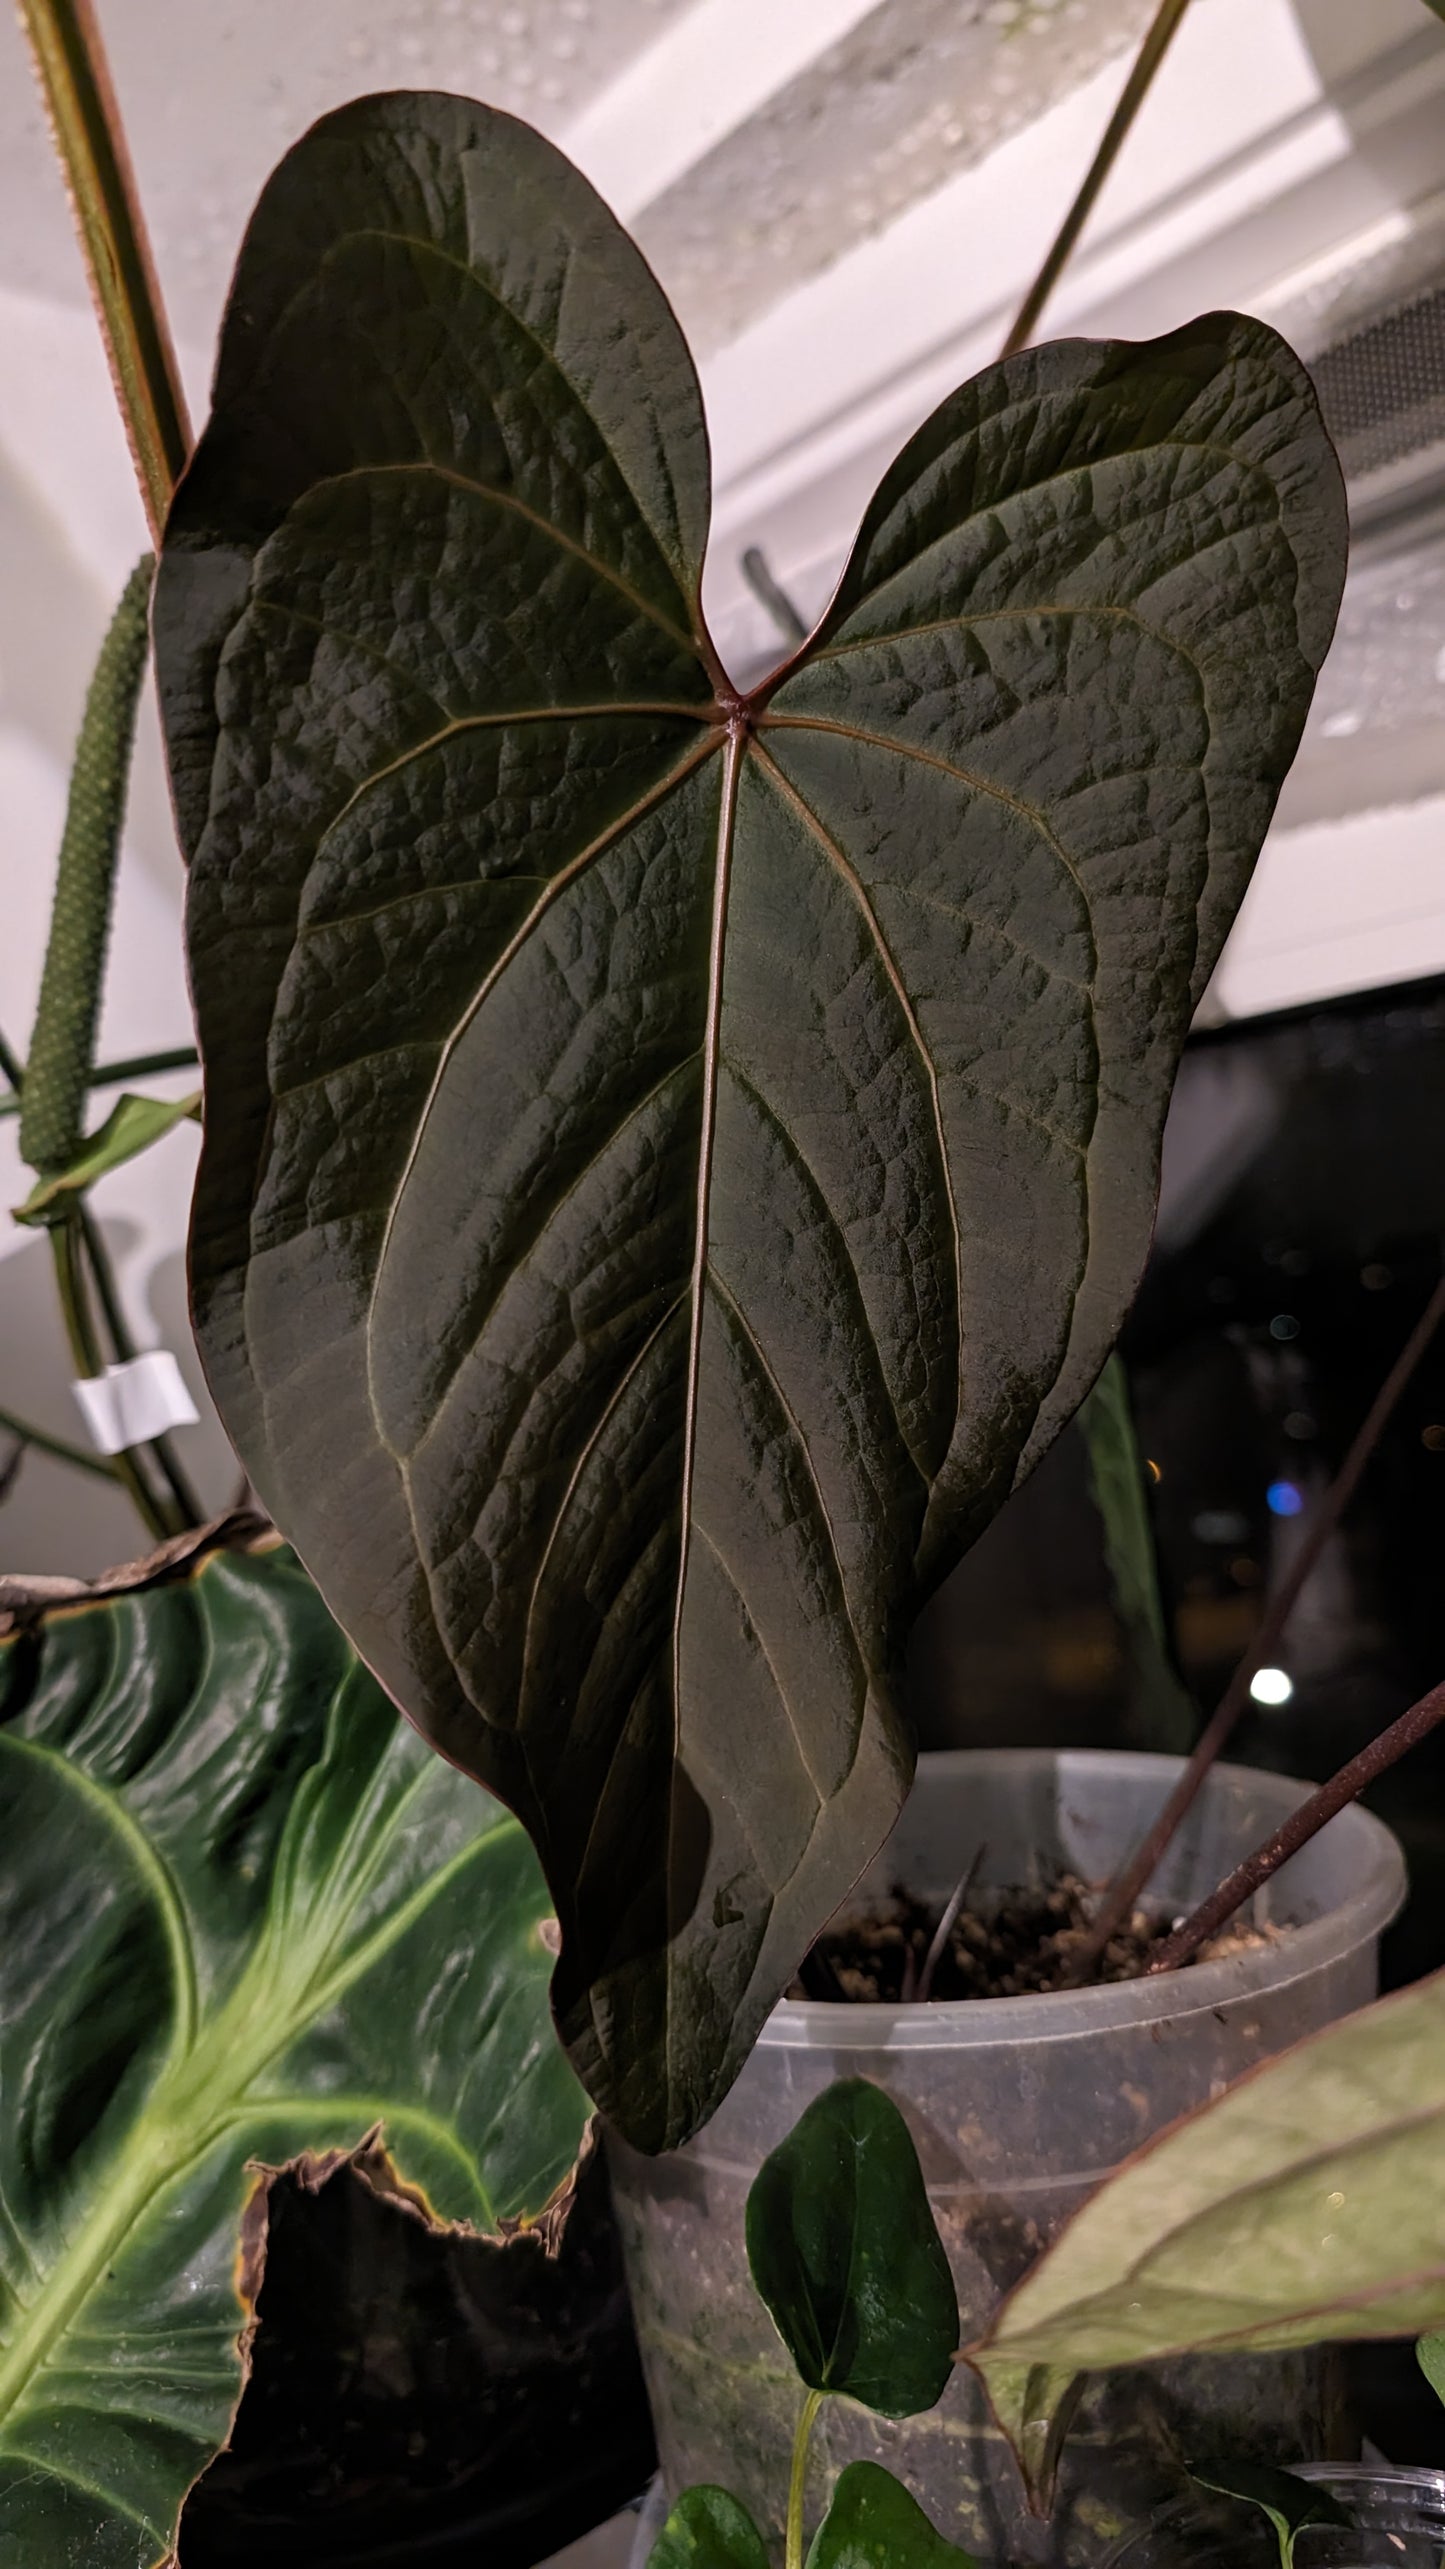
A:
[156, 89, 1348, 2151]
[0, 1533, 590, 2565]
[186, 2122, 595, 2569]
[0, 1507, 273, 1631]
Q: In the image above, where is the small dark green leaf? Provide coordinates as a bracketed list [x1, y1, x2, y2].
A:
[13, 1088, 202, 1222]
[156, 90, 1348, 2150]
[0, 1532, 587, 2567]
[649, 2484, 771, 2569]
[1190, 2463, 1351, 2569]
[807, 2461, 979, 2569]
[745, 2079, 957, 2417]
[1417, 2330, 1445, 2409]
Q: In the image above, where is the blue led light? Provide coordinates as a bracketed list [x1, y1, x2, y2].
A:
[1266, 1480, 1304, 1518]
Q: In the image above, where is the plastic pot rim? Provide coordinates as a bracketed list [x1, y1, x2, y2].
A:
[758, 1747, 1406, 2054]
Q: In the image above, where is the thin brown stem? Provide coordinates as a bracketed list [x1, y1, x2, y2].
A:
[1147, 1678, 1445, 1974]
[998, 0, 1195, 360]
[915, 1846, 986, 2004]
[1063, 1271, 1445, 1987]
[16, 0, 190, 537]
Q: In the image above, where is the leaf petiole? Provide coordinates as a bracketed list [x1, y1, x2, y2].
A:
[785, 2388, 824, 2569]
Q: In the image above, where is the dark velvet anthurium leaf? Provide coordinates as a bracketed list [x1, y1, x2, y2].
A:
[648, 2484, 772, 2569]
[966, 1972, 1445, 2493]
[807, 2460, 979, 2569]
[745, 2080, 957, 2417]
[0, 1529, 587, 2569]
[154, 90, 1348, 2152]
[1189, 2464, 1350, 2569]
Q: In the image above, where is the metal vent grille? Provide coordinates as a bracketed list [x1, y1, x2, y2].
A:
[1312, 283, 1445, 489]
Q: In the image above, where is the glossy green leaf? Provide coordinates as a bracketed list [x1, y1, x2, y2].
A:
[745, 2079, 957, 2418]
[807, 2460, 979, 2569]
[155, 90, 1347, 2150]
[13, 1088, 201, 1224]
[1418, 2331, 1445, 2409]
[649, 2484, 772, 2569]
[0, 1532, 587, 2568]
[967, 1971, 1445, 2482]
[1189, 2463, 1350, 2569]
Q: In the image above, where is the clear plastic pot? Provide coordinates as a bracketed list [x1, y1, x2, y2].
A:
[609, 1750, 1406, 2566]
[1101, 2465, 1445, 2569]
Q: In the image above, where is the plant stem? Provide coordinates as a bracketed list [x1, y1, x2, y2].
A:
[785, 2388, 824, 2569]
[76, 1206, 203, 1526]
[0, 1046, 199, 1119]
[1147, 1676, 1445, 1973]
[1064, 1270, 1445, 1985]
[16, 0, 189, 538]
[50, 1213, 172, 1540]
[0, 1029, 23, 1094]
[999, 0, 1195, 359]
[0, 1403, 119, 1481]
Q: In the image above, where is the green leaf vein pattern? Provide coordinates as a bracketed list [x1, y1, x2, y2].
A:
[0, 1539, 584, 2566]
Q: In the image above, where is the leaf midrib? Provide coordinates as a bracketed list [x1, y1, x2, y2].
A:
[992, 2093, 1445, 2364]
[0, 1811, 525, 2442]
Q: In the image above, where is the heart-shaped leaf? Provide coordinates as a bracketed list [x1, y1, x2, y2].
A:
[745, 2079, 957, 2417]
[155, 91, 1347, 2150]
[13, 1088, 202, 1224]
[807, 2460, 979, 2569]
[0, 1529, 588, 2567]
[1189, 2464, 1350, 2569]
[967, 1970, 1445, 2485]
[649, 2484, 772, 2569]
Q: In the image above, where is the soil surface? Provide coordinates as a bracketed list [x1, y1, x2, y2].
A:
[789, 1873, 1278, 2002]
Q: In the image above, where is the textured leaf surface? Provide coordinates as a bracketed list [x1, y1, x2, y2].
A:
[649, 2485, 772, 2569]
[13, 1090, 202, 1224]
[0, 1535, 585, 2568]
[807, 2460, 979, 2569]
[745, 2080, 957, 2418]
[968, 1971, 1445, 2480]
[155, 91, 1347, 2149]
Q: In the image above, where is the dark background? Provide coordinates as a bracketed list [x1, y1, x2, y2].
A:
[910, 971, 1445, 2467]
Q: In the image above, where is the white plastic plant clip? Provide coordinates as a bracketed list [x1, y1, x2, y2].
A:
[71, 1351, 199, 1454]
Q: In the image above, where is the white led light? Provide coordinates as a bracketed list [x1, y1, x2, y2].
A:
[1249, 1666, 1294, 1707]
